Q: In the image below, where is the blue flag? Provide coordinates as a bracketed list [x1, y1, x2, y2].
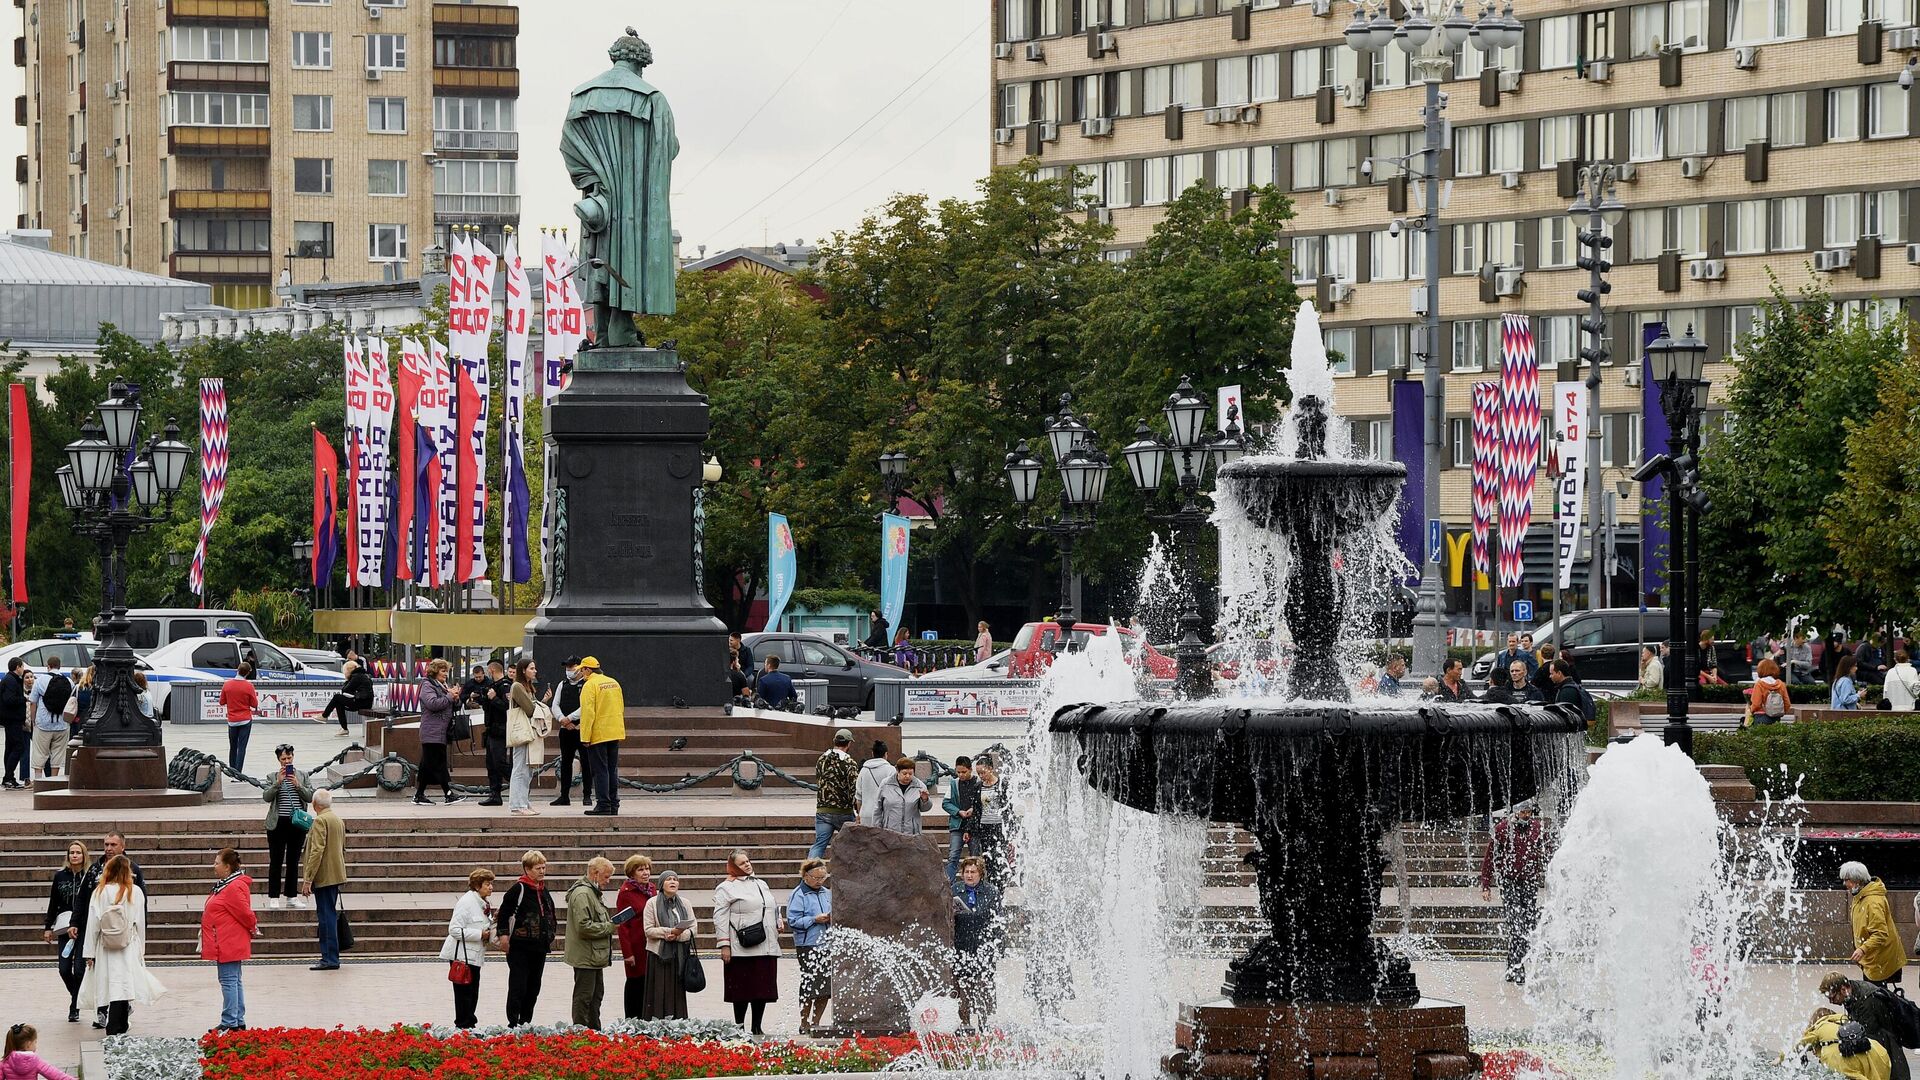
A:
[765, 513, 797, 632]
[880, 513, 910, 641]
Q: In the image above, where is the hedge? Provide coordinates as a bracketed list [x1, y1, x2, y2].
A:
[789, 588, 882, 613]
[1696, 715, 1920, 801]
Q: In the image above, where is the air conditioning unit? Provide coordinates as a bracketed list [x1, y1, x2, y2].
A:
[993, 42, 1014, 59]
[1204, 107, 1233, 124]
[67, 151, 82, 164]
[1813, 247, 1854, 271]
[1326, 282, 1353, 304]
[1616, 162, 1638, 182]
[1325, 188, 1344, 207]
[1494, 269, 1524, 297]
[105, 80, 120, 99]
[1906, 241, 1920, 265]
[1037, 121, 1058, 143]
[367, 4, 382, 16]
[1342, 81, 1368, 108]
[1237, 104, 1261, 123]
[105, 205, 120, 219]
[1734, 45, 1759, 69]
[1024, 42, 1045, 61]
[1499, 171, 1521, 190]
[1624, 365, 1643, 388]
[992, 127, 1015, 145]
[1679, 156, 1706, 178]
[1586, 60, 1612, 82]
[1081, 117, 1114, 137]
[1497, 69, 1522, 92]
[1310, 0, 1332, 14]
[101, 18, 114, 33]
[1093, 207, 1113, 225]
[102, 144, 115, 161]
[1892, 26, 1920, 49]
[1689, 258, 1726, 281]
[365, 68, 382, 81]
[1094, 31, 1117, 54]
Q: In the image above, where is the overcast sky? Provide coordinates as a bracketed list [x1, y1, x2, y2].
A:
[1, 0, 988, 259]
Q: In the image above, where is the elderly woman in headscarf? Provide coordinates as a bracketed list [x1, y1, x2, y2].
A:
[639, 870, 695, 1020]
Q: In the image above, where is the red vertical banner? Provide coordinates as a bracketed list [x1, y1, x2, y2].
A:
[8, 384, 29, 609]
[313, 429, 340, 590]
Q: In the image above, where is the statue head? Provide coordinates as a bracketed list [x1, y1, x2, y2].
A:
[609, 33, 653, 70]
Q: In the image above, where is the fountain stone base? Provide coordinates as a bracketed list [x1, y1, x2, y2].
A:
[1167, 998, 1479, 1080]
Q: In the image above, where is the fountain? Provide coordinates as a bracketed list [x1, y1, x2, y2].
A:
[1048, 307, 1587, 1080]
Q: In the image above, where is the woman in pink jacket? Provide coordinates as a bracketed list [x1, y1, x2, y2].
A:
[2, 1024, 77, 1080]
[199, 847, 258, 1033]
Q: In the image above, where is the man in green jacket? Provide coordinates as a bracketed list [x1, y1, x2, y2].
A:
[565, 856, 617, 1029]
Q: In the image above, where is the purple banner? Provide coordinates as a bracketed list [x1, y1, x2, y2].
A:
[1640, 322, 1670, 598]
[1391, 378, 1424, 584]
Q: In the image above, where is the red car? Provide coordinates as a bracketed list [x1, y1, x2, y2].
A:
[1006, 621, 1178, 680]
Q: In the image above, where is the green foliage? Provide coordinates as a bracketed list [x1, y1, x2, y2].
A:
[223, 587, 313, 646]
[1698, 278, 1906, 636]
[1694, 681, 1837, 704]
[1696, 715, 1920, 801]
[790, 587, 880, 613]
[1822, 330, 1920, 626]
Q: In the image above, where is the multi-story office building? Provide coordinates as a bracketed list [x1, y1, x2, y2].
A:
[13, 0, 519, 308]
[991, 0, 1920, 612]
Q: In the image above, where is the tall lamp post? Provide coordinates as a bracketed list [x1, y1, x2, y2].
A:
[1568, 166, 1627, 613]
[55, 380, 192, 788]
[1123, 376, 1247, 699]
[1348, 0, 1518, 676]
[877, 451, 911, 514]
[1006, 393, 1112, 642]
[1636, 324, 1708, 757]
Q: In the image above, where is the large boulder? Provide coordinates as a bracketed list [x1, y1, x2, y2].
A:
[826, 824, 953, 1034]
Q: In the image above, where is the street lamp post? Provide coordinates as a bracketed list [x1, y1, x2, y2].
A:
[1122, 376, 1248, 699]
[1638, 324, 1709, 757]
[877, 450, 910, 514]
[1006, 393, 1112, 642]
[56, 380, 192, 776]
[1349, 0, 1516, 676]
[1568, 166, 1627, 613]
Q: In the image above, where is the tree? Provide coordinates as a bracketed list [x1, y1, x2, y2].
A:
[1697, 278, 1905, 635]
[1822, 334, 1920, 626]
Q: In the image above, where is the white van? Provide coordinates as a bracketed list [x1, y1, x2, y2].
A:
[122, 608, 265, 655]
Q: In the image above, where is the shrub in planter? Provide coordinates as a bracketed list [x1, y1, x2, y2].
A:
[1696, 715, 1920, 801]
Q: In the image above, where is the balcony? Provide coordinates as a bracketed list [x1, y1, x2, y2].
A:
[432, 128, 518, 152]
[13, 155, 24, 184]
[434, 193, 519, 218]
[167, 125, 269, 155]
[170, 188, 269, 215]
[76, 81, 85, 110]
[164, 0, 268, 24]
[432, 3, 517, 33]
[432, 67, 517, 95]
[13, 36, 24, 67]
[170, 251, 271, 280]
[166, 60, 268, 90]
[13, 94, 24, 126]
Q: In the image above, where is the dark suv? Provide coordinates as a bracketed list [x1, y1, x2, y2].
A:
[741, 633, 910, 710]
[1469, 607, 1751, 685]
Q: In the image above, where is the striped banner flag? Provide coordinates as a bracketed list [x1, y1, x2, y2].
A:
[190, 378, 227, 600]
[1470, 381, 1500, 581]
[1496, 314, 1540, 589]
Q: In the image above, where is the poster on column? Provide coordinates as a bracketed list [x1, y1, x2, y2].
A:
[1552, 382, 1586, 592]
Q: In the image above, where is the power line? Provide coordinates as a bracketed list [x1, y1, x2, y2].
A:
[789, 90, 989, 232]
[677, 0, 859, 189]
[706, 15, 988, 242]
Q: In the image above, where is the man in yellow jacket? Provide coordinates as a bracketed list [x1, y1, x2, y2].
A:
[1844, 861, 1908, 988]
[578, 658, 625, 817]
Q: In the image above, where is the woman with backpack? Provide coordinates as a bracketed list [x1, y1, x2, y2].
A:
[1747, 660, 1794, 726]
[78, 854, 163, 1036]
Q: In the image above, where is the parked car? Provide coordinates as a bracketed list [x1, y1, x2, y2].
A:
[141, 635, 343, 722]
[123, 608, 265, 655]
[284, 648, 348, 673]
[741, 632, 911, 710]
[1005, 621, 1178, 680]
[1468, 607, 1749, 685]
[0, 635, 97, 679]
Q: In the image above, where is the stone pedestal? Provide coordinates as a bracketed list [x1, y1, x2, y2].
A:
[1166, 999, 1479, 1080]
[824, 825, 953, 1035]
[523, 347, 729, 707]
[35, 745, 206, 809]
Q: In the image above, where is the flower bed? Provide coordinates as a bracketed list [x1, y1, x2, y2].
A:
[106, 1024, 923, 1080]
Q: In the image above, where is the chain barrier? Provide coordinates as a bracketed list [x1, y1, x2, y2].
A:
[166, 746, 826, 796]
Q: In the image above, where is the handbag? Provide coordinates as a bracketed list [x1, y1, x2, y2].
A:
[290, 808, 314, 831]
[506, 706, 535, 748]
[680, 944, 707, 994]
[732, 880, 769, 948]
[336, 897, 356, 952]
[447, 936, 474, 984]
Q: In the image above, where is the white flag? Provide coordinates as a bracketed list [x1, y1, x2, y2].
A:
[540, 230, 583, 397]
[344, 338, 370, 588]
[430, 338, 459, 586]
[1552, 380, 1587, 593]
[363, 337, 393, 585]
[502, 235, 533, 584]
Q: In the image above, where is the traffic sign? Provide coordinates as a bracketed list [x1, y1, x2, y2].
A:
[1513, 600, 1535, 623]
[1428, 519, 1443, 564]
[921, 630, 938, 640]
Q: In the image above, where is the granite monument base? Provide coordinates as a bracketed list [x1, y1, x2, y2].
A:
[34, 744, 206, 809]
[823, 824, 953, 1035]
[1166, 998, 1480, 1080]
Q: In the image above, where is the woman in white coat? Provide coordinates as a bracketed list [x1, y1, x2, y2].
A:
[439, 869, 496, 1029]
[79, 855, 164, 1036]
[712, 850, 781, 1036]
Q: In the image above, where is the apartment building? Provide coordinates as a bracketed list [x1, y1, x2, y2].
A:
[12, 0, 519, 309]
[991, 0, 1920, 609]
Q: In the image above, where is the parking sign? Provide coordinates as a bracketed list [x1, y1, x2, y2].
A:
[1513, 600, 1534, 623]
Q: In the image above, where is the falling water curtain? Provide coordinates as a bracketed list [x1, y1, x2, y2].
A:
[8, 384, 29, 617]
[190, 379, 227, 604]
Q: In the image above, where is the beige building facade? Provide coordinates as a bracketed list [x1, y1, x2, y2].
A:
[13, 0, 518, 308]
[992, 0, 1920, 609]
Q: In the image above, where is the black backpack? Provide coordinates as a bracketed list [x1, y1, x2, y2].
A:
[1868, 982, 1920, 1049]
[1837, 1020, 1873, 1058]
[42, 674, 73, 720]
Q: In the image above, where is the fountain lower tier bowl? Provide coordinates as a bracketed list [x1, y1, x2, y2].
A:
[1051, 701, 1584, 1007]
[1167, 998, 1480, 1080]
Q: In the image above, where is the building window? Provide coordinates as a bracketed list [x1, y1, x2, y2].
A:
[1143, 62, 1202, 111]
[369, 223, 408, 263]
[1866, 190, 1904, 242]
[1725, 199, 1766, 254]
[1487, 121, 1524, 174]
[366, 33, 407, 71]
[1450, 417, 1472, 466]
[1455, 39, 1520, 77]
[1142, 156, 1172, 204]
[1370, 46, 1411, 89]
[1039, 0, 1067, 36]
[1724, 96, 1767, 150]
[167, 92, 269, 127]
[1771, 92, 1807, 147]
[1291, 45, 1358, 96]
[999, 84, 1030, 129]
[1290, 236, 1322, 283]
[1215, 147, 1250, 191]
[1536, 315, 1578, 365]
[1630, 0, 1708, 55]
[1367, 419, 1394, 461]
[1372, 325, 1410, 376]
[1326, 327, 1356, 376]
[291, 31, 331, 69]
[1171, 152, 1203, 193]
[1452, 319, 1492, 372]
[1538, 15, 1579, 68]
[1828, 0, 1916, 32]
[1291, 142, 1322, 191]
[1771, 196, 1807, 250]
[1538, 115, 1578, 169]
[293, 157, 333, 195]
[1668, 102, 1708, 156]
[433, 158, 518, 216]
[1324, 138, 1360, 187]
[169, 27, 268, 63]
[1325, 233, 1358, 283]
[368, 96, 407, 133]
[434, 35, 515, 69]
[1583, 8, 1618, 61]
[1216, 56, 1251, 106]
[1453, 124, 1485, 177]
[1728, 0, 1806, 44]
[1369, 131, 1412, 181]
[174, 218, 270, 252]
[1145, 0, 1203, 20]
[1727, 305, 1767, 356]
[1102, 160, 1132, 208]
[432, 96, 515, 151]
[1453, 223, 1481, 275]
[1002, 0, 1033, 41]
[1825, 192, 1863, 247]
[1828, 86, 1863, 142]
[1033, 80, 1061, 123]
[294, 221, 334, 258]
[293, 94, 333, 132]
[1869, 83, 1908, 138]
[1250, 145, 1279, 188]
[1372, 228, 1409, 282]
[367, 159, 407, 196]
[1538, 216, 1574, 268]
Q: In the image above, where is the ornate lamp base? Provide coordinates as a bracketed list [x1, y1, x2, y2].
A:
[33, 745, 206, 809]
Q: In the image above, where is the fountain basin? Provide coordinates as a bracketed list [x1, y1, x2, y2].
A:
[1216, 457, 1406, 539]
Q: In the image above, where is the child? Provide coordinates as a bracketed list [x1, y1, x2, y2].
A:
[2, 1024, 78, 1080]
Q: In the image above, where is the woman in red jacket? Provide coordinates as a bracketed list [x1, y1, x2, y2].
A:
[199, 847, 258, 1033]
[614, 855, 656, 1021]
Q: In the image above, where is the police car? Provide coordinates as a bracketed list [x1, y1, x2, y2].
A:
[142, 633, 344, 722]
[0, 635, 97, 688]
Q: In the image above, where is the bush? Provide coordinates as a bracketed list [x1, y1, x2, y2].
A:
[224, 588, 311, 647]
[1696, 682, 1833, 705]
[789, 587, 881, 613]
[1696, 715, 1920, 801]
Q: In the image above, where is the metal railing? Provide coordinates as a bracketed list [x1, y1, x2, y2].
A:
[851, 643, 986, 674]
[432, 129, 518, 152]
